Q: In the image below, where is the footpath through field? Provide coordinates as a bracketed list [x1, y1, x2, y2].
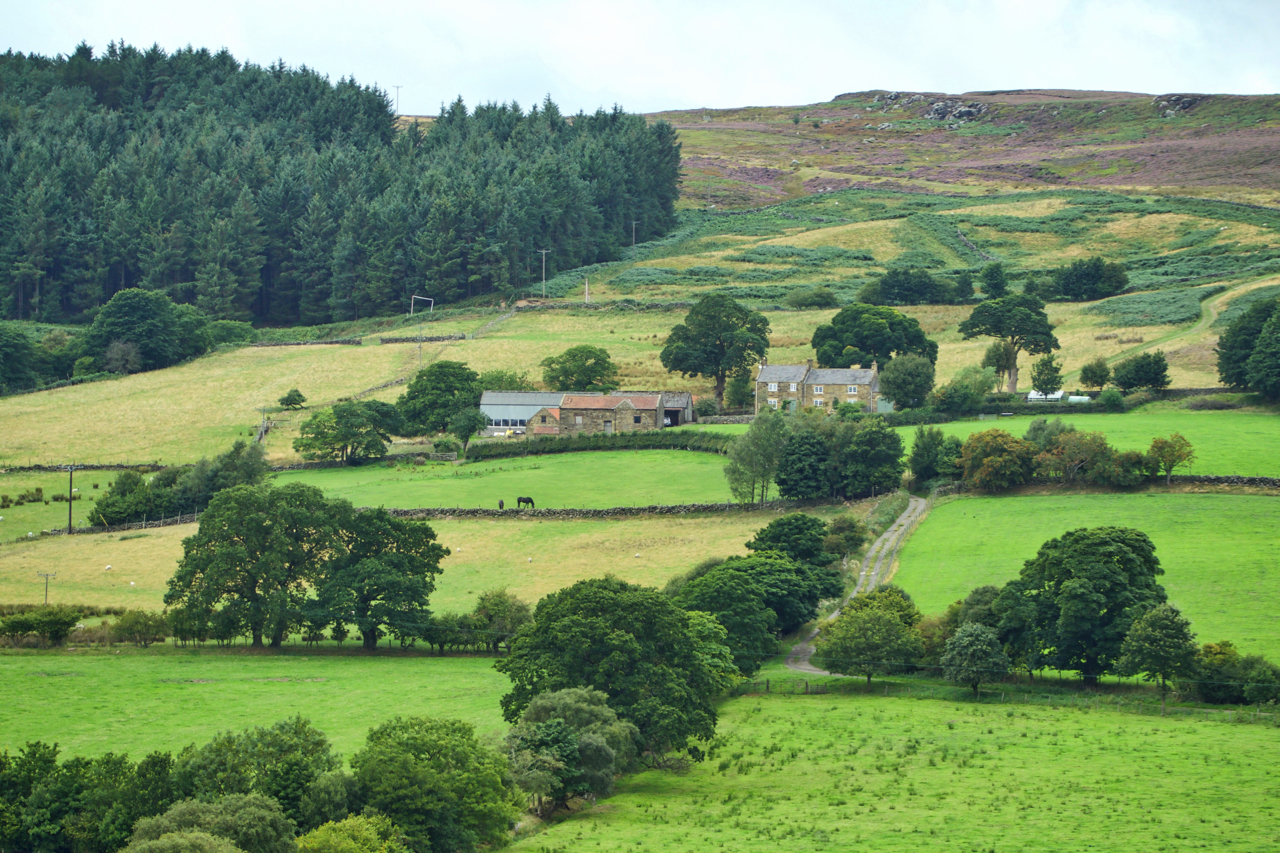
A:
[786, 493, 926, 675]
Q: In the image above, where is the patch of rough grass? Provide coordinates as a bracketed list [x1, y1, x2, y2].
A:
[895, 493, 1280, 659]
[509, 690, 1280, 853]
[0, 506, 860, 614]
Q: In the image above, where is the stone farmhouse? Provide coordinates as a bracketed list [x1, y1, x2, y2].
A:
[755, 360, 885, 414]
[484, 390, 696, 437]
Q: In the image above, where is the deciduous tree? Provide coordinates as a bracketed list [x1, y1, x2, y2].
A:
[959, 429, 1037, 492]
[396, 361, 480, 435]
[1116, 604, 1198, 714]
[958, 293, 1059, 392]
[877, 353, 935, 408]
[812, 608, 922, 684]
[1148, 433, 1195, 486]
[660, 294, 770, 407]
[810, 304, 937, 369]
[496, 577, 723, 759]
[1111, 351, 1170, 393]
[539, 345, 620, 392]
[1017, 526, 1167, 683]
[1080, 356, 1111, 391]
[942, 623, 1011, 697]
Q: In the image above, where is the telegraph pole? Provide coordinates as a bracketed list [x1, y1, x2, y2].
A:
[65, 465, 82, 534]
[393, 85, 403, 114]
[631, 220, 638, 258]
[36, 572, 56, 605]
[536, 249, 550, 298]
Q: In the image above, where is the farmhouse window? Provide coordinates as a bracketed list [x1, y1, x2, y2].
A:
[540, 416, 547, 423]
[847, 385, 856, 394]
[633, 416, 641, 424]
[575, 415, 583, 425]
[813, 386, 823, 395]
[789, 383, 797, 392]
[767, 398, 778, 408]
[814, 400, 824, 407]
[768, 382, 778, 392]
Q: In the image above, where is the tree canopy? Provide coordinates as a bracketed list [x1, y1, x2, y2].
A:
[539, 345, 620, 392]
[660, 295, 770, 406]
[396, 361, 480, 435]
[496, 577, 724, 759]
[1014, 526, 1167, 682]
[0, 44, 681, 324]
[1217, 297, 1280, 391]
[958, 293, 1059, 392]
[810, 304, 938, 369]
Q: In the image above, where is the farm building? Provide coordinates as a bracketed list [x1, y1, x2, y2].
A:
[559, 394, 662, 436]
[755, 360, 884, 414]
[529, 406, 561, 435]
[479, 391, 566, 428]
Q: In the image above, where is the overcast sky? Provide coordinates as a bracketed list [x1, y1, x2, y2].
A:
[6, 0, 1279, 116]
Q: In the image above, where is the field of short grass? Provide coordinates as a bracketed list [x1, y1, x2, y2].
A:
[894, 493, 1280, 658]
[0, 650, 508, 759]
[0, 343, 420, 467]
[273, 450, 734, 510]
[0, 506, 860, 613]
[895, 405, 1280, 477]
[510, 689, 1280, 853]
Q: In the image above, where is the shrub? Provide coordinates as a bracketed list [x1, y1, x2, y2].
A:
[1112, 351, 1170, 393]
[1123, 390, 1156, 410]
[785, 286, 840, 309]
[960, 429, 1036, 492]
[1184, 396, 1241, 410]
[1097, 389, 1125, 412]
[694, 398, 720, 417]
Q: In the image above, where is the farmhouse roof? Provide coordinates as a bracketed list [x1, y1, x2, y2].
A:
[480, 391, 566, 407]
[756, 365, 809, 383]
[807, 368, 878, 386]
[561, 394, 662, 410]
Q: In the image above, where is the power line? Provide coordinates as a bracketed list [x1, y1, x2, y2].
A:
[35, 572, 56, 605]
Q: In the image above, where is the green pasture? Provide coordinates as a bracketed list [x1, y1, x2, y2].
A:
[0, 650, 508, 759]
[895, 493, 1280, 658]
[273, 450, 734, 509]
[0, 470, 117, 543]
[511, 689, 1280, 853]
[895, 406, 1280, 477]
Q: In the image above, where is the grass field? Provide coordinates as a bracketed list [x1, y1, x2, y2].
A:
[273, 450, 734, 510]
[896, 405, 1280, 477]
[0, 470, 114, 543]
[0, 650, 508, 759]
[894, 493, 1280, 658]
[509, 689, 1280, 853]
[0, 507, 858, 613]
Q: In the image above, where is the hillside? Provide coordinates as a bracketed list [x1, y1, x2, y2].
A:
[658, 88, 1280, 209]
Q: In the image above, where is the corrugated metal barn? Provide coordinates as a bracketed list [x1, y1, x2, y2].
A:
[479, 391, 567, 427]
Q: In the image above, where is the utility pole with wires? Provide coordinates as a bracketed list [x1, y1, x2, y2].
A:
[64, 465, 82, 534]
[536, 249, 550, 297]
[36, 572, 56, 605]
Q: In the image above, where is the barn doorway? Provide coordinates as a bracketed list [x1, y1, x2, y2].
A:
[604, 420, 613, 434]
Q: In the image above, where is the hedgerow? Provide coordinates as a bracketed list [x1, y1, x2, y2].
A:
[464, 430, 734, 461]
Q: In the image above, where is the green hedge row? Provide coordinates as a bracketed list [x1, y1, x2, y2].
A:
[464, 430, 735, 461]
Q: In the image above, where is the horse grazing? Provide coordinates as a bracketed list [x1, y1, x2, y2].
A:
[498, 499, 504, 510]
[517, 496, 535, 509]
